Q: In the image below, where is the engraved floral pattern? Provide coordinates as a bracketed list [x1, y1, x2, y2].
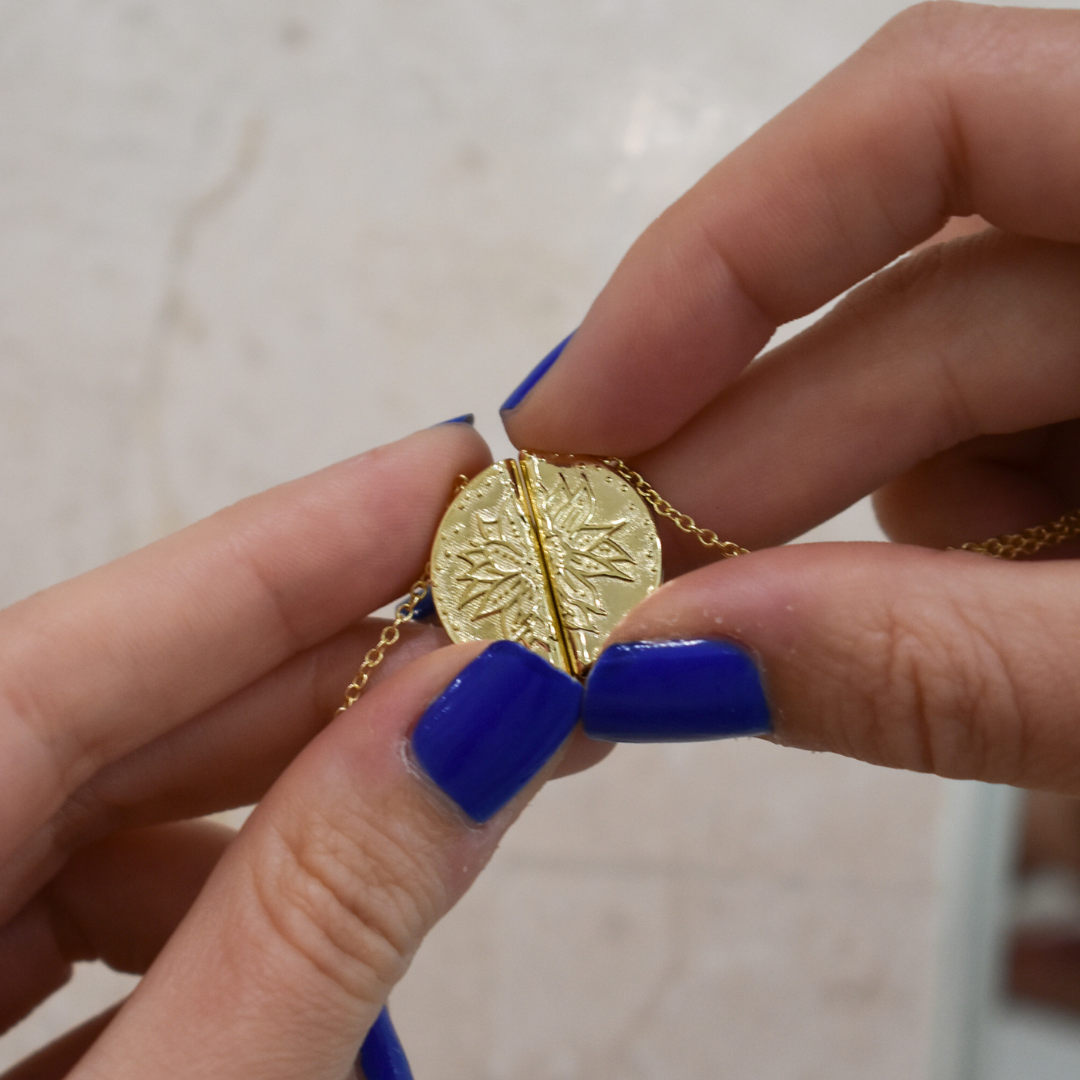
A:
[539, 469, 636, 637]
[451, 499, 551, 650]
[431, 456, 659, 676]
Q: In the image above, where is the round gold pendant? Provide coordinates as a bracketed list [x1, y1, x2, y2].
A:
[430, 451, 662, 678]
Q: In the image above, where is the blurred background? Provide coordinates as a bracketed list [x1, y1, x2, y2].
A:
[0, 1, 1071, 1077]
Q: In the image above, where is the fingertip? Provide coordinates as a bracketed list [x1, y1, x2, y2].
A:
[357, 1007, 414, 1080]
[413, 415, 491, 469]
[500, 228, 774, 458]
[500, 333, 575, 415]
[583, 639, 771, 743]
[604, 540, 1080, 789]
[551, 727, 617, 778]
[410, 641, 583, 823]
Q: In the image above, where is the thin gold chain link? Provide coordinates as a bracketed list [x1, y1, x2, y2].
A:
[605, 457, 1080, 563]
[338, 460, 1080, 711]
[953, 508, 1080, 560]
[337, 474, 471, 712]
[336, 570, 432, 714]
[602, 458, 750, 558]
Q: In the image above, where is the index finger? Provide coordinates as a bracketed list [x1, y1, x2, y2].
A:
[503, 3, 1080, 455]
[0, 425, 490, 876]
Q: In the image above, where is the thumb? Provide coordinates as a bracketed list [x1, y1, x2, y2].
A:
[69, 640, 582, 1080]
[581, 543, 1080, 792]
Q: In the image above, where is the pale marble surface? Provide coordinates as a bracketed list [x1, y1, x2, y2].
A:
[398, 737, 941, 1080]
[0, 0, 1038, 1075]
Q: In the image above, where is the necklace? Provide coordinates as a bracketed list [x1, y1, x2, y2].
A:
[339, 454, 1080, 711]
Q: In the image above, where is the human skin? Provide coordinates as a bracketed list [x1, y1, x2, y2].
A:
[8, 2, 1080, 1073]
[504, 2, 1080, 794]
[0, 425, 603, 1079]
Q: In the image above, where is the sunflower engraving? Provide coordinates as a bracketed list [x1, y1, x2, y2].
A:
[539, 469, 638, 638]
[452, 502, 550, 649]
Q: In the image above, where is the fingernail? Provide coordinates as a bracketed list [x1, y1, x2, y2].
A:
[407, 587, 437, 622]
[412, 640, 583, 822]
[582, 639, 771, 742]
[500, 332, 574, 413]
[357, 1007, 413, 1080]
[435, 413, 475, 426]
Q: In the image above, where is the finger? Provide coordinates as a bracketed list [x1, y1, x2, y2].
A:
[503, 4, 1080, 455]
[73, 641, 582, 1079]
[1, 822, 232, 1032]
[582, 543, 1080, 793]
[553, 729, 616, 777]
[355, 1008, 412, 1080]
[1, 1004, 121, 1080]
[10, 619, 609, 927]
[60, 621, 451, 840]
[873, 423, 1080, 551]
[616, 230, 1080, 575]
[912, 212, 990, 252]
[75, 618, 604, 833]
[87, 616, 604, 830]
[1, 619, 448, 925]
[0, 425, 489, 872]
[9, 622, 609, 924]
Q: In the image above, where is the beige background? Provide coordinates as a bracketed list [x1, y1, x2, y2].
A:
[0, 1, 1060, 1076]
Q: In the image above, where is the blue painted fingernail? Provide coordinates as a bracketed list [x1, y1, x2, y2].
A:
[500, 333, 574, 413]
[582, 640, 771, 742]
[357, 1007, 413, 1080]
[407, 587, 437, 622]
[412, 641, 583, 822]
[436, 413, 475, 426]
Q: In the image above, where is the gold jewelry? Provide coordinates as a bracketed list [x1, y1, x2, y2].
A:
[951, 508, 1080, 559]
[599, 457, 749, 559]
[338, 455, 1080, 709]
[337, 575, 431, 713]
[430, 451, 663, 677]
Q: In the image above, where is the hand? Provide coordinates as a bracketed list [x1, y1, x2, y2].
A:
[502, 3, 1080, 792]
[0, 425, 590, 1079]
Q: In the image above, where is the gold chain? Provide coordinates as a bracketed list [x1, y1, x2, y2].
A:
[337, 474, 471, 712]
[336, 571, 431, 713]
[337, 458, 1080, 711]
[602, 458, 750, 558]
[607, 457, 1080, 563]
[953, 508, 1080, 559]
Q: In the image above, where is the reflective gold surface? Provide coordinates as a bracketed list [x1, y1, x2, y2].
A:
[431, 453, 661, 677]
[430, 459, 569, 672]
[521, 452, 661, 673]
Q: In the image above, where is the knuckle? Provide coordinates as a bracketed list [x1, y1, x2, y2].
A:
[826, 237, 998, 449]
[829, 241, 949, 328]
[249, 805, 445, 1004]
[49, 778, 113, 855]
[872, 2, 985, 64]
[870, 2, 1057, 90]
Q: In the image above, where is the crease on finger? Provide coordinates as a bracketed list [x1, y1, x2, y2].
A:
[6, 620, 448, 918]
[689, 213, 778, 335]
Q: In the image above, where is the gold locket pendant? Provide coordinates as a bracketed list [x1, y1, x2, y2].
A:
[339, 443, 1080, 714]
[430, 452, 662, 678]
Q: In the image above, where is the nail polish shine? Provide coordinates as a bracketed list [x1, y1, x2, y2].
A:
[583, 639, 771, 742]
[412, 641, 582, 822]
[407, 587, 437, 622]
[357, 1007, 413, 1080]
